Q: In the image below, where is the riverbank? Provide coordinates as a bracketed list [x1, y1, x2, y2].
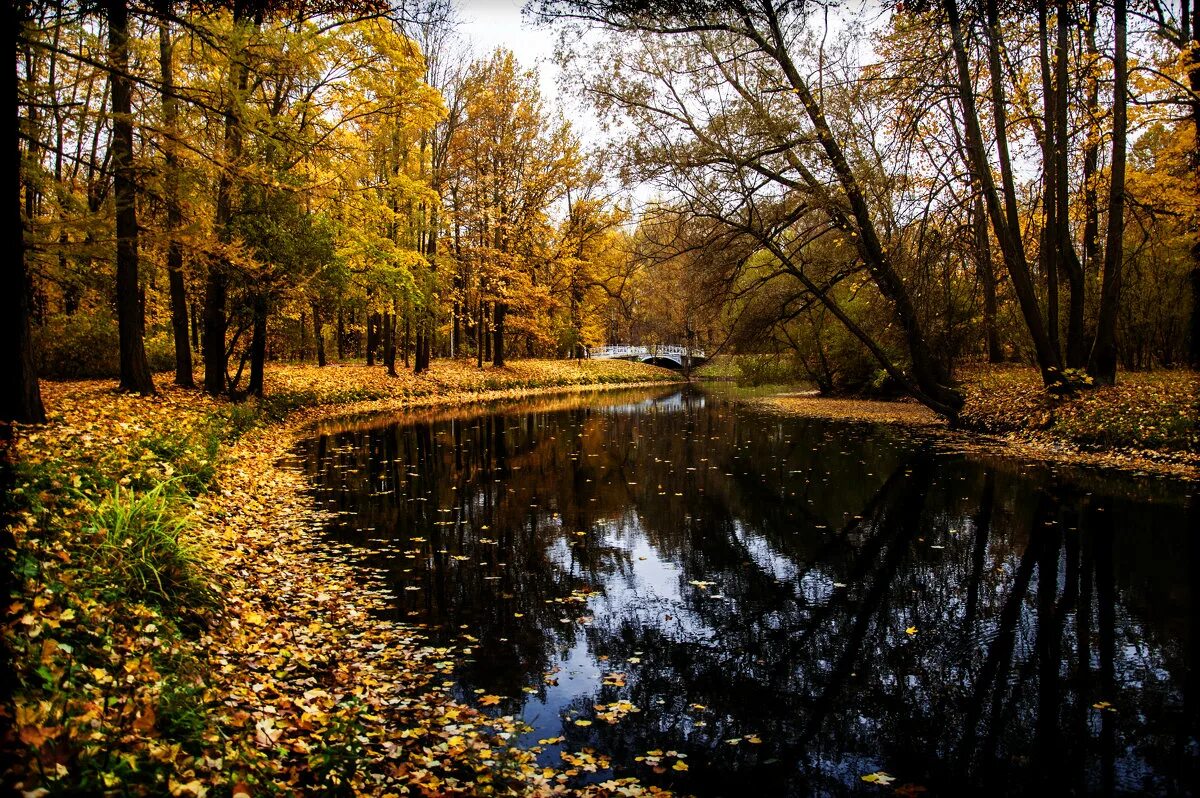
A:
[2, 360, 679, 798]
[756, 365, 1198, 480]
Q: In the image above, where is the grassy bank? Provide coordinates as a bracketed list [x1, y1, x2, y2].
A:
[2, 359, 679, 798]
[758, 365, 1197, 478]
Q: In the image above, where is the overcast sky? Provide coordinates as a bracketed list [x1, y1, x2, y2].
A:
[458, 0, 563, 101]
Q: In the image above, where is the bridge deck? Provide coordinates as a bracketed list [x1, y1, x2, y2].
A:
[586, 345, 706, 365]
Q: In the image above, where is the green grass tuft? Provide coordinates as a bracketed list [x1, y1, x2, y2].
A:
[86, 482, 216, 613]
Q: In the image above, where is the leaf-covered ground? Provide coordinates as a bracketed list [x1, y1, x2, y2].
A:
[760, 366, 1198, 479]
[2, 359, 679, 798]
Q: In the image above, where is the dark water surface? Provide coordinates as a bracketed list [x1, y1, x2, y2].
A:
[296, 386, 1197, 796]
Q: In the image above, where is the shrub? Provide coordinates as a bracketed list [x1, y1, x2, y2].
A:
[145, 330, 178, 373]
[734, 353, 799, 386]
[35, 310, 120, 378]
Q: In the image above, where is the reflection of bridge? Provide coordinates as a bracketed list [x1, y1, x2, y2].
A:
[585, 344, 707, 369]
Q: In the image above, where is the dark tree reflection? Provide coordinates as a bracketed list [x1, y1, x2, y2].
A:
[296, 387, 1196, 797]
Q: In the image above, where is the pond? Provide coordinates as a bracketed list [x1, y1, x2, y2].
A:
[295, 386, 1197, 796]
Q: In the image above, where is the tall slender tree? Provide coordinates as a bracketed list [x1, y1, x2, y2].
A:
[106, 0, 155, 393]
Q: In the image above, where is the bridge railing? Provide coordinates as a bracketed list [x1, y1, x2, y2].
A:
[585, 344, 706, 360]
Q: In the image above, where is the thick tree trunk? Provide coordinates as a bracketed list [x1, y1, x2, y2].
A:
[1089, 0, 1127, 384]
[492, 301, 506, 367]
[312, 301, 326, 367]
[159, 9, 191, 387]
[2, 0, 44, 425]
[108, 0, 154, 394]
[247, 293, 267, 397]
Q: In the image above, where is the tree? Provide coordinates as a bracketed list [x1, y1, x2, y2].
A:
[106, 0, 155, 393]
[1088, 0, 1127, 384]
[447, 49, 578, 368]
[3, 0, 45, 426]
[541, 0, 965, 419]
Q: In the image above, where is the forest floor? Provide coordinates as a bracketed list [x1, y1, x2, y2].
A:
[759, 364, 1198, 480]
[2, 359, 680, 798]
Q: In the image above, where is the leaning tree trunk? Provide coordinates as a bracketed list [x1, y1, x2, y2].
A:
[107, 0, 154, 394]
[1089, 0, 1127, 384]
[159, 6, 191, 387]
[1, 0, 44, 425]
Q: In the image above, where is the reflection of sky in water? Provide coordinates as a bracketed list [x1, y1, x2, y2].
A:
[297, 386, 1196, 797]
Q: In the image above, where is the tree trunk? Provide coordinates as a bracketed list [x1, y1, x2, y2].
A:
[384, 310, 397, 376]
[336, 304, 345, 360]
[108, 0, 154, 394]
[763, 11, 963, 417]
[1188, 2, 1200, 369]
[477, 299, 485, 368]
[1056, 0, 1087, 368]
[205, 10, 252, 396]
[492, 301, 506, 367]
[312, 300, 326, 367]
[190, 301, 199, 351]
[945, 0, 1066, 388]
[1089, 0, 1127, 384]
[159, 8, 192, 387]
[1, 0, 44, 425]
[1038, 4, 1061, 363]
[403, 313, 410, 368]
[247, 293, 267, 397]
[366, 311, 377, 366]
[975, 195, 1003, 362]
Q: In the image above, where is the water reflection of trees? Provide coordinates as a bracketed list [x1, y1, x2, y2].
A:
[296, 390, 1195, 797]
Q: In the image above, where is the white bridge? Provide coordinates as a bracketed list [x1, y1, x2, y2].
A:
[585, 344, 707, 369]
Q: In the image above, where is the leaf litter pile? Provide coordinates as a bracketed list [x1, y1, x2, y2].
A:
[2, 360, 678, 797]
